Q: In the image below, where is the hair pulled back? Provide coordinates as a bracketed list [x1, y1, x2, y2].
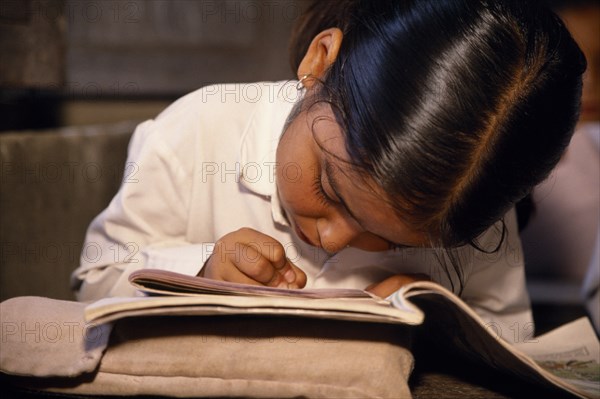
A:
[291, 0, 585, 248]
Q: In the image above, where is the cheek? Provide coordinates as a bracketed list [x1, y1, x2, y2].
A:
[276, 132, 316, 202]
[277, 164, 316, 213]
[348, 232, 391, 252]
[276, 137, 301, 194]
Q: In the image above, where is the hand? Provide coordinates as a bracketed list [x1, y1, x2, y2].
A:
[200, 228, 307, 289]
[365, 273, 430, 298]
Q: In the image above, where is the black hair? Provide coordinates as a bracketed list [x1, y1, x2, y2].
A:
[289, 0, 585, 291]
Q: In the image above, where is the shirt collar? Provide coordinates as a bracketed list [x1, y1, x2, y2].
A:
[238, 80, 303, 226]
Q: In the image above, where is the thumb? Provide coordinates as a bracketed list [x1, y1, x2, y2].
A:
[290, 263, 308, 288]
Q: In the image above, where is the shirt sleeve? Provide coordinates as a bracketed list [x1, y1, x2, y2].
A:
[460, 208, 534, 345]
[71, 119, 214, 301]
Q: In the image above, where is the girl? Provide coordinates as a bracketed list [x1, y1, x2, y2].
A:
[72, 0, 585, 344]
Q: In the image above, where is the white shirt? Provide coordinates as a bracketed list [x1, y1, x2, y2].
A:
[72, 81, 533, 344]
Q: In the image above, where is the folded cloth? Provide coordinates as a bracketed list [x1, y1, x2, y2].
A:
[0, 296, 112, 377]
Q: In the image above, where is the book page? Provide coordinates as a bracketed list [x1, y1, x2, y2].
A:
[79, 269, 428, 326]
[85, 292, 425, 326]
[112, 270, 599, 397]
[516, 318, 600, 397]
[129, 269, 371, 299]
[395, 281, 598, 398]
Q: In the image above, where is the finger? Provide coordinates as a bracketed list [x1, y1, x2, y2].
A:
[235, 228, 288, 270]
[287, 262, 307, 288]
[220, 265, 266, 287]
[262, 258, 307, 289]
[201, 253, 265, 286]
[235, 243, 279, 285]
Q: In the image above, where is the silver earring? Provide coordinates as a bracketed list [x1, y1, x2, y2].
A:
[296, 74, 313, 90]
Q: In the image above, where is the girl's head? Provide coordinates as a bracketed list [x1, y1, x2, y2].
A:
[276, 0, 585, 253]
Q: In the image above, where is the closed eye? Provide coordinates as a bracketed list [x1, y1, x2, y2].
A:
[387, 241, 412, 251]
[312, 173, 331, 207]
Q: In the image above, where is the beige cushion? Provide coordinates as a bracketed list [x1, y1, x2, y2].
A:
[1, 297, 413, 398]
[0, 296, 111, 377]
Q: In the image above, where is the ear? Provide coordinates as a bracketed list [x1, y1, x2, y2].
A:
[297, 28, 343, 88]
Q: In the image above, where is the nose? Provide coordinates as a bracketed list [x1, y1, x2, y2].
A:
[317, 211, 362, 253]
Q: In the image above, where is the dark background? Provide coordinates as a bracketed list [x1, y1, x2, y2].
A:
[0, 0, 301, 131]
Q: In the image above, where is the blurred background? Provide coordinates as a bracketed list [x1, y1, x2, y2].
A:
[0, 0, 305, 302]
[0, 0, 301, 130]
[0, 0, 598, 336]
[519, 0, 599, 334]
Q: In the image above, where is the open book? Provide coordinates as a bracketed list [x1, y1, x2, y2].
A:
[85, 269, 600, 399]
